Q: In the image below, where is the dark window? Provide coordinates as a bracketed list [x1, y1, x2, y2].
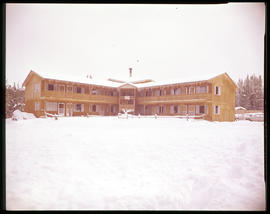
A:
[93, 105, 96, 112]
[48, 84, 54, 91]
[199, 106, 205, 114]
[174, 106, 178, 114]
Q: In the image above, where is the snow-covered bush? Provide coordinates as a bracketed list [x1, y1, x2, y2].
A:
[11, 110, 36, 121]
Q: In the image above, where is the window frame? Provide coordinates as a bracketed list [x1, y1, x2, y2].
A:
[214, 105, 220, 115]
[214, 86, 221, 95]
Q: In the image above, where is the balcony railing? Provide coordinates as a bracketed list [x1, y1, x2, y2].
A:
[42, 90, 118, 104]
[137, 93, 212, 104]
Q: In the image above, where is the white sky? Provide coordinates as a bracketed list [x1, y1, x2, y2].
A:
[6, 3, 265, 86]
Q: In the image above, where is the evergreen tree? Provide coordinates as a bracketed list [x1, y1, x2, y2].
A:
[235, 74, 264, 110]
[5, 82, 25, 118]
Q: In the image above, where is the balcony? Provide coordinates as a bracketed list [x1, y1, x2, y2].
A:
[137, 93, 212, 105]
[42, 90, 118, 104]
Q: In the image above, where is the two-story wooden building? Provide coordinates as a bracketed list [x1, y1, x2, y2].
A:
[22, 70, 237, 121]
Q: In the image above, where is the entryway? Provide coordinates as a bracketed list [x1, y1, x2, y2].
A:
[66, 103, 73, 116]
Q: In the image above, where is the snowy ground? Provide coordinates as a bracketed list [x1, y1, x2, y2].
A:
[6, 116, 265, 210]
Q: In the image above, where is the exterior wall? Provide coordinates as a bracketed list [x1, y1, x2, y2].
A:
[23, 72, 236, 121]
[210, 74, 236, 121]
[24, 74, 43, 117]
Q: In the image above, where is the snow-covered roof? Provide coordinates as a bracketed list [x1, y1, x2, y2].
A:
[29, 70, 232, 89]
[35, 71, 123, 88]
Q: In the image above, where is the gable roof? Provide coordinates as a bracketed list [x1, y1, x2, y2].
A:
[22, 70, 237, 90]
[118, 82, 138, 88]
[22, 70, 42, 87]
[209, 72, 238, 88]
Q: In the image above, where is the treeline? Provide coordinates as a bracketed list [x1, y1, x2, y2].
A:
[235, 74, 264, 110]
[6, 82, 25, 118]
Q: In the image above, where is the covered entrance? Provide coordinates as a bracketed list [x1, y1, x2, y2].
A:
[66, 103, 73, 116]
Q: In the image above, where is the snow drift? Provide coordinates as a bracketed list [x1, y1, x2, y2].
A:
[6, 117, 265, 210]
[11, 110, 36, 121]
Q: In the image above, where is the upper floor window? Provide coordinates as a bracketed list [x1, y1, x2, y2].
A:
[196, 86, 207, 94]
[74, 86, 84, 94]
[163, 89, 167, 96]
[215, 86, 221, 95]
[59, 85, 65, 92]
[189, 87, 195, 94]
[67, 86, 73, 93]
[92, 88, 97, 95]
[175, 88, 180, 95]
[184, 87, 188, 94]
[47, 84, 55, 91]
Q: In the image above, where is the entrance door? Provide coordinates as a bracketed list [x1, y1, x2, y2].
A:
[66, 103, 73, 116]
[58, 103, 65, 116]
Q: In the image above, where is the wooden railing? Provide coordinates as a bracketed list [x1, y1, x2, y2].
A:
[41, 90, 118, 104]
[137, 93, 212, 104]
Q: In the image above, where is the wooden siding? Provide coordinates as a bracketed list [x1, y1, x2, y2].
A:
[23, 72, 236, 121]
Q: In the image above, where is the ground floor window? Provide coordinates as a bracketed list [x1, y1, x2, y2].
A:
[170, 105, 180, 114]
[92, 104, 99, 112]
[35, 102, 39, 111]
[159, 106, 164, 113]
[181, 105, 187, 114]
[74, 104, 84, 112]
[196, 105, 205, 114]
[46, 102, 57, 111]
[214, 105, 220, 115]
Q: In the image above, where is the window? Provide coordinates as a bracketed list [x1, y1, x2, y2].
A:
[215, 86, 221, 95]
[196, 105, 205, 114]
[189, 87, 195, 94]
[174, 106, 178, 114]
[67, 86, 73, 93]
[196, 86, 207, 94]
[214, 105, 220, 115]
[159, 106, 164, 113]
[163, 89, 167, 96]
[175, 88, 181, 95]
[182, 105, 187, 114]
[35, 102, 39, 111]
[74, 86, 84, 94]
[34, 83, 40, 93]
[74, 104, 84, 112]
[171, 88, 174, 95]
[46, 102, 57, 111]
[92, 88, 97, 95]
[184, 87, 188, 94]
[156, 90, 161, 96]
[48, 84, 55, 91]
[59, 85, 65, 92]
[92, 104, 96, 112]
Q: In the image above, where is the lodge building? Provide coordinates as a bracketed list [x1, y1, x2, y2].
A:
[22, 69, 237, 121]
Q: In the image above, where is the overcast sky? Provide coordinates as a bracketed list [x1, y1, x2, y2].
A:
[6, 3, 265, 86]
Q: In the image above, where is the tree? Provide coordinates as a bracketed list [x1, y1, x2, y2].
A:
[5, 82, 25, 118]
[235, 74, 264, 110]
